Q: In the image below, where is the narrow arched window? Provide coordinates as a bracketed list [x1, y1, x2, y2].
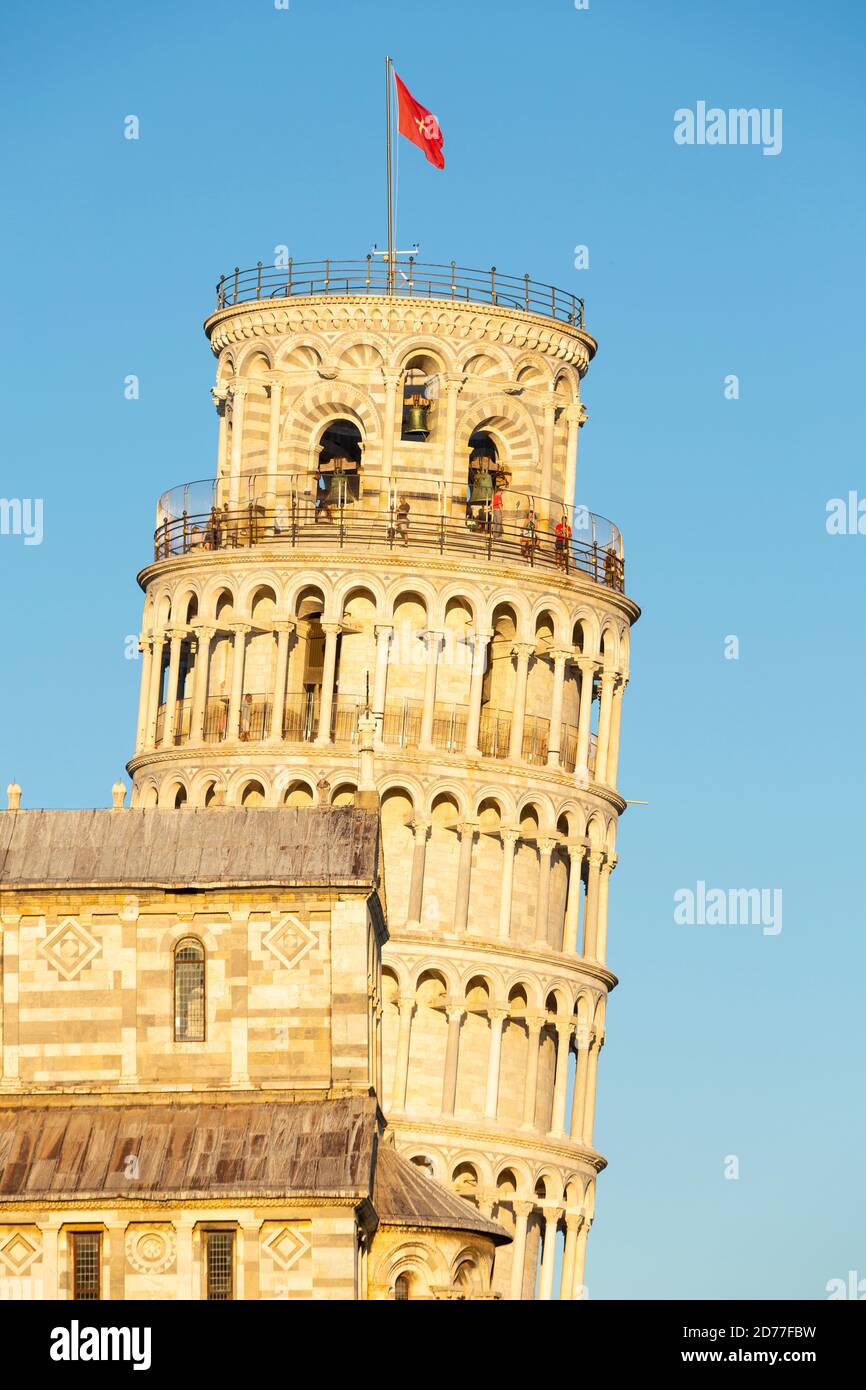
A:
[394, 1273, 411, 1301]
[174, 938, 205, 1041]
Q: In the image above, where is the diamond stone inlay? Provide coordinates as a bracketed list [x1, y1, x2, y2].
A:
[38, 917, 101, 981]
[261, 914, 317, 971]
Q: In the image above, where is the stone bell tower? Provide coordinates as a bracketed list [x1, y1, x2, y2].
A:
[129, 257, 639, 1299]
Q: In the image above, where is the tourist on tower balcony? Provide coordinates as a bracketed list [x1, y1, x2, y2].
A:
[520, 509, 538, 559]
[239, 693, 253, 741]
[396, 496, 410, 545]
[554, 514, 572, 570]
[491, 487, 504, 538]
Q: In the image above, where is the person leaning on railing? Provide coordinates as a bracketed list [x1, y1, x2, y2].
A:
[395, 495, 410, 546]
[520, 509, 538, 559]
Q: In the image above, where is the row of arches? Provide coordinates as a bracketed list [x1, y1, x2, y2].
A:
[219, 335, 582, 398]
[145, 570, 630, 667]
[397, 1149, 597, 1300]
[383, 969, 606, 1140]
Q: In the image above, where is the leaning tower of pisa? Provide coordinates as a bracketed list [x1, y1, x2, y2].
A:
[129, 257, 639, 1300]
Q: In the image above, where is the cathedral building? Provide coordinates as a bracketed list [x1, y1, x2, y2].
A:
[0, 257, 638, 1299]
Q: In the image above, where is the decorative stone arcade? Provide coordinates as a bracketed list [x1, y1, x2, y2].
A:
[128, 258, 640, 1300]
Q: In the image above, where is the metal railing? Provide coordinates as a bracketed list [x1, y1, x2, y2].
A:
[154, 691, 598, 774]
[213, 258, 587, 329]
[153, 473, 624, 592]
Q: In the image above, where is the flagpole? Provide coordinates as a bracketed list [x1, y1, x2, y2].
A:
[385, 55, 394, 294]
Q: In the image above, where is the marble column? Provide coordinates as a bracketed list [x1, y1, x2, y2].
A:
[465, 630, 492, 755]
[582, 850, 605, 960]
[563, 401, 587, 514]
[549, 1020, 573, 1138]
[570, 1026, 591, 1143]
[268, 620, 294, 743]
[226, 622, 250, 740]
[508, 1202, 533, 1300]
[265, 377, 283, 503]
[508, 643, 534, 762]
[441, 374, 464, 501]
[583, 1034, 603, 1147]
[562, 845, 586, 953]
[520, 1015, 544, 1131]
[419, 630, 443, 749]
[380, 369, 402, 489]
[160, 627, 185, 749]
[372, 623, 393, 745]
[561, 1214, 583, 1300]
[228, 382, 248, 507]
[596, 855, 616, 965]
[135, 634, 153, 753]
[497, 828, 520, 941]
[546, 650, 570, 767]
[314, 621, 342, 745]
[453, 822, 477, 932]
[575, 657, 598, 783]
[540, 395, 556, 511]
[391, 993, 415, 1112]
[595, 669, 617, 785]
[606, 676, 627, 788]
[189, 625, 215, 743]
[532, 837, 556, 949]
[406, 820, 430, 928]
[441, 1004, 464, 1115]
[571, 1219, 591, 1299]
[537, 1207, 561, 1301]
[484, 1008, 507, 1120]
[145, 631, 166, 748]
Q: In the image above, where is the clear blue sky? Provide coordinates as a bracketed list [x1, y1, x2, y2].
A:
[1, 0, 864, 1299]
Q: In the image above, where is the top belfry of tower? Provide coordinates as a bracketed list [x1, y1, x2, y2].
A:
[208, 256, 595, 347]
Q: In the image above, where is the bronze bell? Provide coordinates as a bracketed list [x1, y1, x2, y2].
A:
[405, 394, 431, 439]
[469, 465, 494, 505]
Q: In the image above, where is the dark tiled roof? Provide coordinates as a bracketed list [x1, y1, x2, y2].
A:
[0, 807, 380, 890]
[0, 1097, 378, 1201]
[373, 1143, 509, 1243]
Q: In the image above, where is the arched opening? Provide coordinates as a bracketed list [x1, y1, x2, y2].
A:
[393, 1272, 412, 1301]
[283, 779, 315, 808]
[400, 354, 439, 441]
[174, 938, 205, 1042]
[315, 419, 362, 519]
[239, 779, 266, 807]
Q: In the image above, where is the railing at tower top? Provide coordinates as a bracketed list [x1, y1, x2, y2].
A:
[153, 473, 625, 592]
[212, 258, 587, 330]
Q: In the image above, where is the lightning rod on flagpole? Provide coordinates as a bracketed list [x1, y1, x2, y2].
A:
[385, 55, 394, 294]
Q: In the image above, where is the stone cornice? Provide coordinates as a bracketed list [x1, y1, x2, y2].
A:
[136, 546, 641, 627]
[384, 929, 618, 992]
[388, 1116, 608, 1175]
[124, 742, 626, 819]
[204, 295, 597, 372]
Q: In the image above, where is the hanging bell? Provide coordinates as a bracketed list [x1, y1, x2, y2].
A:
[469, 465, 494, 505]
[405, 394, 431, 440]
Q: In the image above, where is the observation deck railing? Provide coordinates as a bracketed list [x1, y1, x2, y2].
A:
[153, 473, 624, 592]
[213, 258, 587, 329]
[154, 691, 598, 776]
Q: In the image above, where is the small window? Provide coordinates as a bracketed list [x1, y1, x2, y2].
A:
[394, 1273, 411, 1301]
[72, 1232, 101, 1301]
[174, 938, 205, 1042]
[206, 1230, 234, 1301]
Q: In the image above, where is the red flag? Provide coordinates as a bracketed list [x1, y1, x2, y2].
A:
[394, 70, 445, 169]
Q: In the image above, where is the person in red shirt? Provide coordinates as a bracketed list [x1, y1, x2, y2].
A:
[554, 515, 572, 570]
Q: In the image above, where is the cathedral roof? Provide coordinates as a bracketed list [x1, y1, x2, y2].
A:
[0, 1100, 509, 1244]
[373, 1143, 510, 1243]
[0, 807, 380, 891]
[0, 1096, 379, 1202]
